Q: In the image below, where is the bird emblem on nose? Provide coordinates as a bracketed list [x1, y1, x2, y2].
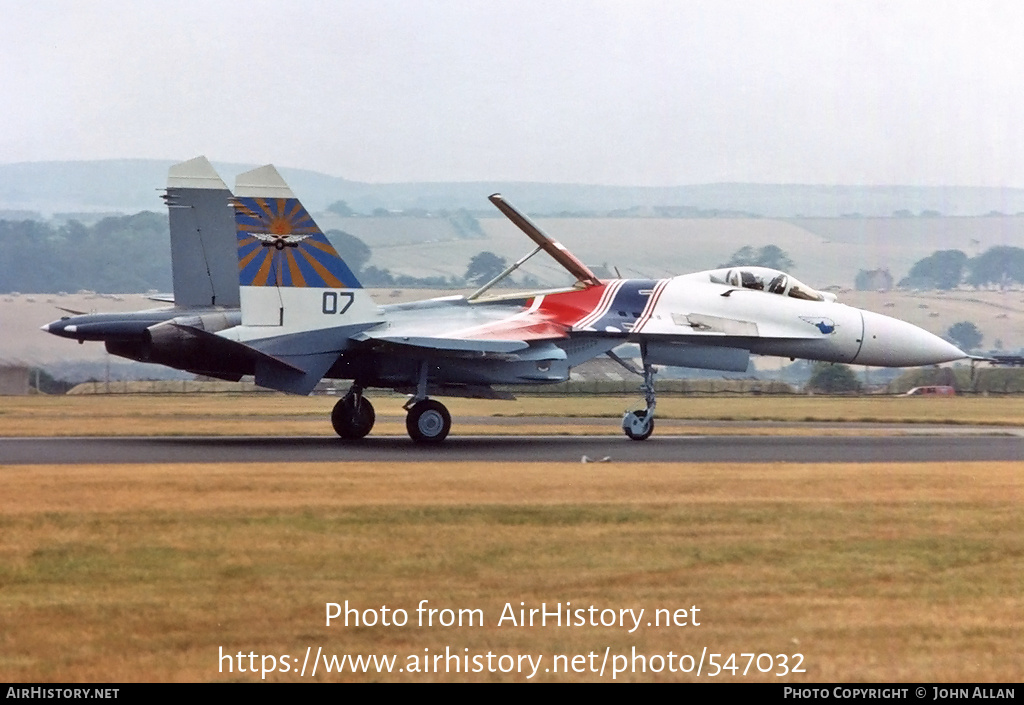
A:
[800, 316, 837, 334]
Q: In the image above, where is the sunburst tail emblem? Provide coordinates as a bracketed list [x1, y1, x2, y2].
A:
[232, 196, 361, 288]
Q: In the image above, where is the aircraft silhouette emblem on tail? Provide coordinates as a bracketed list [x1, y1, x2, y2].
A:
[233, 194, 361, 288]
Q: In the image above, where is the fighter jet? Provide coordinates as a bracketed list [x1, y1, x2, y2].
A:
[192, 164, 962, 443]
[41, 156, 245, 380]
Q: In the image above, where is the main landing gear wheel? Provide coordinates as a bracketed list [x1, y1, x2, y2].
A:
[406, 399, 451, 443]
[331, 395, 375, 439]
[622, 409, 654, 441]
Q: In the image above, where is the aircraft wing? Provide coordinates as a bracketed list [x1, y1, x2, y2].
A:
[352, 333, 529, 354]
[351, 296, 571, 355]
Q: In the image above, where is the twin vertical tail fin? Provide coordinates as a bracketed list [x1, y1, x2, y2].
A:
[163, 156, 240, 308]
[222, 164, 381, 395]
[232, 165, 362, 290]
[230, 164, 379, 331]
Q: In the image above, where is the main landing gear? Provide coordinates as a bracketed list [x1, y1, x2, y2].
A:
[331, 386, 376, 439]
[620, 359, 657, 441]
[331, 388, 453, 443]
[402, 360, 451, 443]
[404, 398, 451, 443]
[332, 361, 453, 443]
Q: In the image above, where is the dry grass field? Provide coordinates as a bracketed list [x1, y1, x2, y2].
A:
[1, 395, 1021, 682]
[0, 461, 1020, 682]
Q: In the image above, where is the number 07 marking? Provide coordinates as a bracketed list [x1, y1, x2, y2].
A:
[322, 291, 355, 315]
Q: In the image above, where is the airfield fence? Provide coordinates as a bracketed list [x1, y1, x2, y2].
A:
[67, 380, 268, 395]
[66, 378, 798, 396]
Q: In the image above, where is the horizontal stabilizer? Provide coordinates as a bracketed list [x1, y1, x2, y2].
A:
[211, 324, 365, 395]
[185, 323, 336, 395]
[254, 351, 338, 396]
[165, 323, 305, 373]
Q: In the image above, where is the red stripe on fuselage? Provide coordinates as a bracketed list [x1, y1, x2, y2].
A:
[446, 283, 610, 342]
[537, 282, 611, 328]
[633, 278, 670, 331]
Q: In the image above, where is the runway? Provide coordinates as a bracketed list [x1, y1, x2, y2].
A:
[2, 431, 1021, 464]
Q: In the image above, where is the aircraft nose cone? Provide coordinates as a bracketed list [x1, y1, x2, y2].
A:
[855, 310, 966, 366]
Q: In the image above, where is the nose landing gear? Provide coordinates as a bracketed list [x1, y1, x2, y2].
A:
[621, 360, 657, 441]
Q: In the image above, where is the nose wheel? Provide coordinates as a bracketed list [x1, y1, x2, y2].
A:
[331, 388, 376, 439]
[622, 408, 654, 440]
[405, 399, 451, 443]
[619, 357, 657, 441]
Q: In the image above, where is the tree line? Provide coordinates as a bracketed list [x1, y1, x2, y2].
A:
[897, 247, 1024, 290]
[0, 215, 508, 293]
[5, 212, 1021, 295]
[0, 213, 172, 294]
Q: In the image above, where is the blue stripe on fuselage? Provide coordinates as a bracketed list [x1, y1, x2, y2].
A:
[586, 279, 659, 333]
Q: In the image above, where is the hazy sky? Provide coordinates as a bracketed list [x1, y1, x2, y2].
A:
[4, 1, 1024, 186]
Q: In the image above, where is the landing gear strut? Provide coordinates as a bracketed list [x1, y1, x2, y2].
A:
[331, 386, 375, 439]
[621, 360, 657, 441]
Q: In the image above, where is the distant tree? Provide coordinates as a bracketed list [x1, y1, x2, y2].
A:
[325, 230, 371, 276]
[855, 268, 893, 291]
[965, 246, 1024, 288]
[448, 209, 484, 238]
[359, 265, 395, 287]
[0, 212, 174, 294]
[898, 249, 967, 290]
[806, 362, 861, 393]
[756, 245, 794, 271]
[720, 245, 755, 268]
[464, 251, 508, 286]
[719, 244, 794, 271]
[326, 200, 355, 217]
[946, 321, 983, 352]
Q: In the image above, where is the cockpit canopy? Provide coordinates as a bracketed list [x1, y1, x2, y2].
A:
[710, 267, 836, 302]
